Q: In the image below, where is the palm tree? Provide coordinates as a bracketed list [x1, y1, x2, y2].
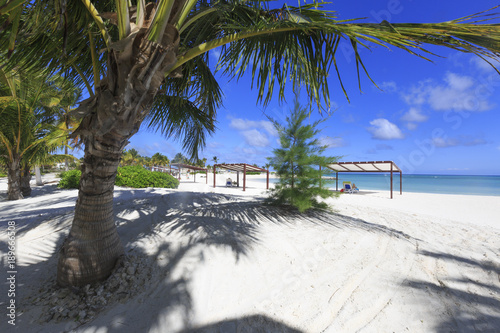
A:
[152, 152, 170, 166]
[121, 148, 142, 165]
[2, 1, 500, 286]
[53, 88, 83, 171]
[0, 68, 75, 200]
[195, 157, 207, 168]
[173, 152, 188, 164]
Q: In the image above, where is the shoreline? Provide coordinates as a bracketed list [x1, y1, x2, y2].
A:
[2, 172, 500, 199]
[232, 173, 500, 197]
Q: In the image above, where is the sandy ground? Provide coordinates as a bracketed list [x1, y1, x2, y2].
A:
[0, 173, 499, 332]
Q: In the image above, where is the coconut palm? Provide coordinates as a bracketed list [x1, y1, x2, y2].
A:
[2, 1, 500, 286]
[0, 68, 75, 200]
[51, 88, 83, 171]
[121, 148, 142, 166]
[195, 157, 207, 168]
[152, 152, 170, 166]
[173, 152, 188, 164]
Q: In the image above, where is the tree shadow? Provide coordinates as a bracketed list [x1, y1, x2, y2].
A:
[404, 250, 500, 332]
[180, 314, 303, 332]
[3, 189, 420, 332]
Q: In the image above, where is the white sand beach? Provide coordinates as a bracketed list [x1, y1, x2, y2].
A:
[1, 173, 499, 332]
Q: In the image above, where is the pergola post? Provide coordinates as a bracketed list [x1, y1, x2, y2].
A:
[266, 169, 269, 190]
[336, 172, 338, 192]
[390, 163, 393, 199]
[213, 165, 216, 188]
[237, 171, 240, 187]
[206, 169, 208, 184]
[243, 164, 246, 191]
[400, 171, 402, 195]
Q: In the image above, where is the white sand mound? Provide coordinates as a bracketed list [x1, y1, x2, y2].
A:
[0, 174, 499, 332]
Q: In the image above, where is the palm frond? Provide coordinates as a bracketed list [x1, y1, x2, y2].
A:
[145, 48, 222, 159]
[178, 2, 500, 108]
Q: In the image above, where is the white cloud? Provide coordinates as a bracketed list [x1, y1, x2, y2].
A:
[242, 147, 257, 155]
[432, 137, 458, 148]
[470, 57, 497, 72]
[260, 121, 279, 137]
[402, 72, 493, 112]
[406, 123, 418, 130]
[402, 80, 432, 106]
[432, 136, 487, 148]
[230, 118, 278, 137]
[368, 118, 404, 140]
[229, 118, 279, 148]
[401, 107, 428, 122]
[342, 113, 356, 123]
[366, 143, 393, 154]
[320, 136, 345, 148]
[207, 141, 224, 149]
[401, 107, 428, 130]
[210, 48, 221, 62]
[376, 143, 393, 150]
[379, 81, 397, 93]
[241, 129, 269, 147]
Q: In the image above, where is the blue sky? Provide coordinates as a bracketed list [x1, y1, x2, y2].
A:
[103, 1, 500, 175]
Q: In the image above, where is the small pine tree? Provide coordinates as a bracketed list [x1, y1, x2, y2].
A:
[267, 98, 338, 212]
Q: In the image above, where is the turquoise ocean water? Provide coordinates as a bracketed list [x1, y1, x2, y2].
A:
[264, 174, 500, 196]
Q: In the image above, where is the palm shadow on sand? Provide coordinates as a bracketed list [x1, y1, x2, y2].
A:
[2, 189, 479, 333]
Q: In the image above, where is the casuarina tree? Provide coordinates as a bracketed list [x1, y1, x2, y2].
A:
[268, 97, 338, 212]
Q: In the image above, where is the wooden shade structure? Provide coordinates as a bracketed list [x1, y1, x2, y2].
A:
[325, 161, 402, 199]
[170, 163, 208, 183]
[213, 163, 269, 191]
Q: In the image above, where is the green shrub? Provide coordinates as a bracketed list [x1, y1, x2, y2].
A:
[58, 169, 81, 189]
[245, 171, 262, 175]
[115, 165, 179, 189]
[57, 166, 179, 190]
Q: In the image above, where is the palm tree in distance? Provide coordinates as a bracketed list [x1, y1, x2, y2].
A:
[2, 1, 500, 286]
[121, 148, 142, 165]
[152, 152, 170, 167]
[0, 67, 76, 200]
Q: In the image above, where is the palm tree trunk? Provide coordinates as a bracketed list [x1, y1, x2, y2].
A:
[57, 129, 126, 287]
[20, 163, 32, 197]
[64, 145, 69, 171]
[7, 156, 23, 200]
[57, 18, 181, 286]
[35, 165, 43, 186]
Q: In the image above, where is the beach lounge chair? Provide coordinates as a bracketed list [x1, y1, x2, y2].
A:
[232, 180, 237, 187]
[226, 178, 232, 187]
[342, 181, 353, 193]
